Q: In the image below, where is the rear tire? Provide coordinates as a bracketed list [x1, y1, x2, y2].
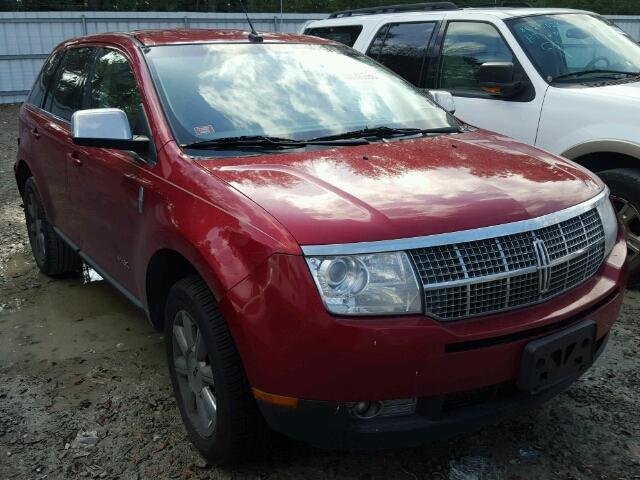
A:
[164, 276, 266, 465]
[598, 168, 640, 286]
[23, 177, 81, 276]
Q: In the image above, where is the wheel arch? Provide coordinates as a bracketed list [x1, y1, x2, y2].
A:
[144, 248, 214, 331]
[562, 140, 640, 173]
[14, 160, 33, 198]
[144, 248, 202, 330]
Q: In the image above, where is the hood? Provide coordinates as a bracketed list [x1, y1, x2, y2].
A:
[196, 130, 602, 246]
[570, 79, 640, 100]
[547, 79, 640, 115]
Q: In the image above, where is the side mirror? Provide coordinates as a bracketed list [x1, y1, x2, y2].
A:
[72, 108, 149, 154]
[478, 62, 523, 98]
[429, 90, 456, 114]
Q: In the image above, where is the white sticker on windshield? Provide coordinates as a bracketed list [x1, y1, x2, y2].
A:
[194, 125, 215, 136]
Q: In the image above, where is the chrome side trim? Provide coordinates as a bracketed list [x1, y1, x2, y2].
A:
[301, 188, 609, 256]
[26, 103, 71, 126]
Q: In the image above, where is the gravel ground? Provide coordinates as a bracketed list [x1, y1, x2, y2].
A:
[0, 102, 639, 480]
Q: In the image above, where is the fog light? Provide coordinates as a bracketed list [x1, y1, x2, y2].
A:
[351, 400, 383, 419]
[350, 398, 417, 419]
[354, 401, 368, 414]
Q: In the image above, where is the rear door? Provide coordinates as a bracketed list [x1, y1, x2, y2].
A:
[68, 47, 153, 294]
[305, 16, 443, 90]
[34, 46, 96, 241]
[20, 49, 66, 226]
[366, 20, 440, 88]
[431, 16, 547, 143]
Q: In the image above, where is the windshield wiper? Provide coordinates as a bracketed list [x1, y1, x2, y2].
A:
[181, 135, 369, 150]
[552, 70, 640, 82]
[309, 125, 460, 142]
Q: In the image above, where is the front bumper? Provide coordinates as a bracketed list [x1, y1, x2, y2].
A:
[220, 234, 626, 447]
[257, 334, 608, 450]
[221, 235, 626, 399]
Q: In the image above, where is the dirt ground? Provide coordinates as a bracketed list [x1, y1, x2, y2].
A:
[0, 102, 639, 480]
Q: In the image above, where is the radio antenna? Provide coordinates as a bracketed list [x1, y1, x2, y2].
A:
[238, 0, 263, 43]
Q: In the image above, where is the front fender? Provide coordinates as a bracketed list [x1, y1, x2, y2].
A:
[138, 230, 228, 305]
[132, 144, 300, 307]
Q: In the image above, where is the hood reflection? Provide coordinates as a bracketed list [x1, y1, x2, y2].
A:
[197, 131, 602, 245]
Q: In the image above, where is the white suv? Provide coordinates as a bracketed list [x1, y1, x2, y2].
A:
[303, 2, 640, 282]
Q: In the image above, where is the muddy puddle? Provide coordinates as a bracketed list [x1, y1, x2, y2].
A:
[1, 253, 160, 366]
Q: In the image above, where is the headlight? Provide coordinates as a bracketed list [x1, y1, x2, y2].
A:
[597, 192, 618, 257]
[305, 251, 422, 316]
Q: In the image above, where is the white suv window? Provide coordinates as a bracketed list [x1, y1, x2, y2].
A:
[304, 25, 363, 47]
[367, 22, 437, 87]
[439, 21, 514, 94]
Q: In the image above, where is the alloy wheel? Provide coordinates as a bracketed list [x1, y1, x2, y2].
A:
[172, 310, 217, 437]
[25, 189, 46, 264]
[611, 195, 640, 274]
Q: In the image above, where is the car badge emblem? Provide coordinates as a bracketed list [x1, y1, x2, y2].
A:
[533, 238, 552, 294]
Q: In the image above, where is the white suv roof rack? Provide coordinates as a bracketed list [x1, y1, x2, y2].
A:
[327, 2, 533, 19]
[328, 2, 458, 19]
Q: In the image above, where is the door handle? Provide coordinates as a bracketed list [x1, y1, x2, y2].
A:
[67, 152, 83, 167]
[31, 128, 40, 139]
[122, 172, 152, 187]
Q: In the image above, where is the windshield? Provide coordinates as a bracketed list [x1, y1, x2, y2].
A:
[508, 14, 640, 82]
[145, 43, 456, 148]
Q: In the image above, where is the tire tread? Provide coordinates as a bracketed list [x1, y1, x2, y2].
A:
[24, 177, 81, 276]
[167, 276, 265, 464]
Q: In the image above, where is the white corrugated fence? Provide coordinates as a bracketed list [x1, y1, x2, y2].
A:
[1, 11, 639, 104]
[0, 11, 326, 104]
[609, 15, 640, 42]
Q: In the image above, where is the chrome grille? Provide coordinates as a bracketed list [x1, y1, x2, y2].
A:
[410, 208, 605, 320]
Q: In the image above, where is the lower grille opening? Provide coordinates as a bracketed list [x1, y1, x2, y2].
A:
[441, 382, 517, 413]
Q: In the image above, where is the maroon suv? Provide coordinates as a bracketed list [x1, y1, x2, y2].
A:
[15, 29, 626, 464]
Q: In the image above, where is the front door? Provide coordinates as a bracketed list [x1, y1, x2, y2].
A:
[68, 47, 153, 294]
[433, 19, 547, 145]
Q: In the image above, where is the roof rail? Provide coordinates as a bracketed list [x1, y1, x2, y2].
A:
[328, 2, 459, 19]
[461, 2, 532, 7]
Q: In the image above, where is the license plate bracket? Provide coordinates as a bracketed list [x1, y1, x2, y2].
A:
[517, 320, 597, 394]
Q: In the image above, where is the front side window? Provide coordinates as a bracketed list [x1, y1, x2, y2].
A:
[47, 47, 94, 121]
[509, 14, 640, 83]
[439, 22, 514, 94]
[145, 43, 456, 151]
[368, 22, 437, 86]
[27, 49, 62, 108]
[88, 49, 142, 130]
[304, 25, 363, 47]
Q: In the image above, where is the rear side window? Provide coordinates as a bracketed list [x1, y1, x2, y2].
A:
[439, 21, 514, 94]
[27, 50, 63, 108]
[367, 22, 436, 86]
[87, 49, 142, 131]
[304, 25, 363, 47]
[46, 47, 95, 121]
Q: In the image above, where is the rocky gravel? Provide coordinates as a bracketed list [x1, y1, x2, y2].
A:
[0, 103, 639, 479]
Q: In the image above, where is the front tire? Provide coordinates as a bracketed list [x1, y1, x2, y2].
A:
[599, 168, 640, 286]
[23, 177, 81, 276]
[164, 276, 266, 465]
